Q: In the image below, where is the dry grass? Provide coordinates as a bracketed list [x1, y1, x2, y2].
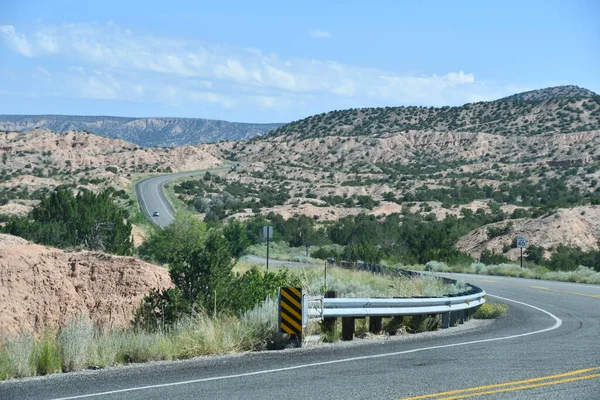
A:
[1, 262, 462, 380]
[0, 298, 279, 381]
[418, 261, 600, 284]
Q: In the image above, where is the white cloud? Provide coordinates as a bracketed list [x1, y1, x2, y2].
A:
[35, 66, 52, 78]
[0, 22, 510, 113]
[309, 29, 331, 39]
[0, 25, 33, 57]
[68, 66, 85, 74]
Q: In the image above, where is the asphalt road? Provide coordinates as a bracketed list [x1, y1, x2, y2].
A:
[135, 162, 243, 228]
[2, 274, 598, 399]
[241, 254, 318, 268]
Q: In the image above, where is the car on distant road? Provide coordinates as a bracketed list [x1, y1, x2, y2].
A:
[152, 211, 160, 217]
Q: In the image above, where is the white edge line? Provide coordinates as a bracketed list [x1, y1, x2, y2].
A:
[50, 294, 562, 400]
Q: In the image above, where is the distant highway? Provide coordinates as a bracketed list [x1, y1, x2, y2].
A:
[2, 274, 599, 399]
[135, 162, 244, 228]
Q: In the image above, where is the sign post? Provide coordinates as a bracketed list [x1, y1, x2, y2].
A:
[263, 226, 273, 271]
[516, 235, 528, 268]
[325, 257, 335, 292]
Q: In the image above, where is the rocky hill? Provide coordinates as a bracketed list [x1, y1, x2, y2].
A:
[0, 234, 172, 335]
[0, 115, 283, 147]
[498, 85, 598, 102]
[456, 205, 600, 260]
[0, 129, 223, 215]
[268, 85, 599, 139]
[190, 86, 600, 261]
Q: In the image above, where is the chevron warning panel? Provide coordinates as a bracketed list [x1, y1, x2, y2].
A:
[279, 287, 302, 335]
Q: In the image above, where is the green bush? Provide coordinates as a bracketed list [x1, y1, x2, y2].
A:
[479, 249, 511, 265]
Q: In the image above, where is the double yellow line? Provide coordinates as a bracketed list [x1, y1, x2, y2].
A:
[400, 367, 600, 399]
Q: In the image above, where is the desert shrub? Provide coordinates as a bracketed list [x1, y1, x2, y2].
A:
[473, 303, 508, 319]
[311, 245, 342, 260]
[472, 262, 486, 274]
[479, 249, 512, 265]
[486, 222, 513, 239]
[425, 261, 448, 272]
[483, 263, 531, 278]
[545, 266, 600, 284]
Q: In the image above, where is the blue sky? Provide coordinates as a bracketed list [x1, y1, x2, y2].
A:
[0, 0, 598, 122]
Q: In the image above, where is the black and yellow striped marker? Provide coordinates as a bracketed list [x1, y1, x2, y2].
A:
[279, 287, 303, 335]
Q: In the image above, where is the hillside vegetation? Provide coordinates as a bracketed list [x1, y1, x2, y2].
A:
[190, 86, 600, 266]
[269, 85, 599, 138]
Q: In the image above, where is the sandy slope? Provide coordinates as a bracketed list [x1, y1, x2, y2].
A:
[0, 234, 172, 335]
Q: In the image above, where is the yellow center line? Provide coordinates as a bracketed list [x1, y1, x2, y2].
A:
[478, 279, 600, 299]
[438, 373, 600, 400]
[399, 367, 600, 400]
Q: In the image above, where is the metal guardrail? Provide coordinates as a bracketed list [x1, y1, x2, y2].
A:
[305, 262, 486, 325]
[309, 291, 486, 319]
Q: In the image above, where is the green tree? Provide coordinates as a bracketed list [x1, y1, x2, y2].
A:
[138, 213, 206, 264]
[223, 218, 250, 259]
[525, 245, 545, 265]
[4, 189, 133, 255]
[169, 229, 234, 313]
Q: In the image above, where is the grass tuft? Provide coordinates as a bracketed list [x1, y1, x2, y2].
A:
[60, 316, 94, 371]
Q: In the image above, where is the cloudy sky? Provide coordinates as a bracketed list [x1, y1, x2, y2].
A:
[0, 0, 598, 122]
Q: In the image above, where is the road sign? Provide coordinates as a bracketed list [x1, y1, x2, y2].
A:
[263, 226, 273, 239]
[516, 236, 527, 249]
[279, 287, 303, 335]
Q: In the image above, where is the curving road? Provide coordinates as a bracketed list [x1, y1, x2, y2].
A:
[135, 162, 244, 228]
[1, 274, 599, 399]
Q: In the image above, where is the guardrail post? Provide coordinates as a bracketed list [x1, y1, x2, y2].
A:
[341, 317, 355, 341]
[441, 312, 450, 329]
[322, 291, 337, 335]
[369, 316, 382, 334]
[459, 310, 465, 324]
[450, 311, 459, 326]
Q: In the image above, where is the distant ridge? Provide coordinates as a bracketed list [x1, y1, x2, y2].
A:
[0, 115, 284, 147]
